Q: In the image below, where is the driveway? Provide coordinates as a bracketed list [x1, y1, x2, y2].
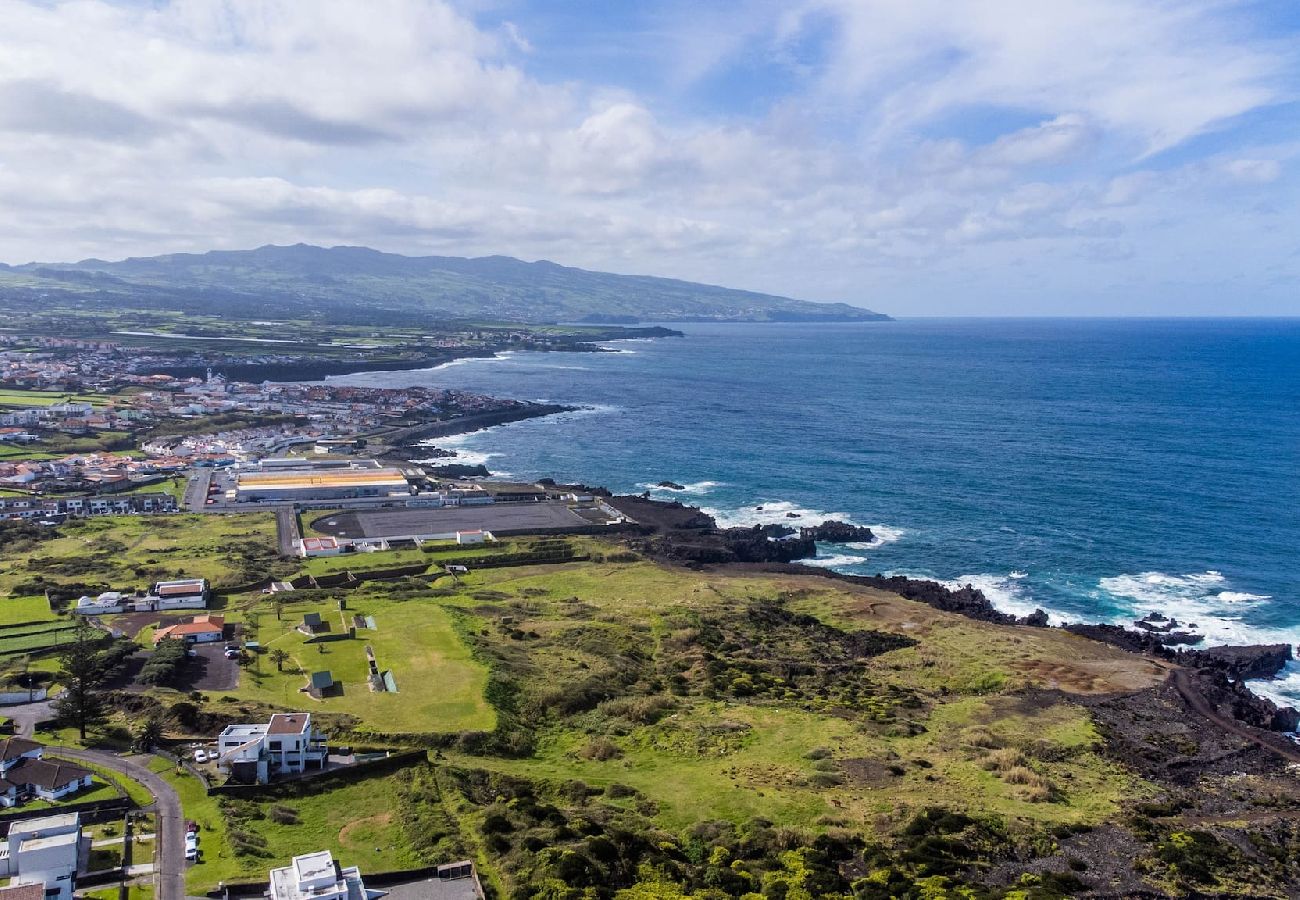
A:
[5, 702, 186, 900]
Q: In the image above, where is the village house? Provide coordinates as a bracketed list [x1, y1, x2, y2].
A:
[152, 613, 225, 645]
[0, 812, 88, 900]
[216, 713, 328, 784]
[149, 578, 209, 610]
[0, 739, 96, 808]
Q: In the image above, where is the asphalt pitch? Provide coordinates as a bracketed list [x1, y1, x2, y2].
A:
[310, 501, 609, 538]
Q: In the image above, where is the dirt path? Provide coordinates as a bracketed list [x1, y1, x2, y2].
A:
[1168, 669, 1300, 764]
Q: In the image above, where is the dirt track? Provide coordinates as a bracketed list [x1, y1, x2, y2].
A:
[1168, 668, 1300, 764]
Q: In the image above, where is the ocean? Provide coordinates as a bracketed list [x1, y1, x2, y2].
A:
[329, 318, 1300, 708]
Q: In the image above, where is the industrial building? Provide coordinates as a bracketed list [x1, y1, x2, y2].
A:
[234, 460, 411, 503]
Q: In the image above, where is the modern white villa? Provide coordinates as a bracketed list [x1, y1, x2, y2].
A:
[0, 812, 87, 900]
[216, 713, 328, 784]
[268, 851, 369, 900]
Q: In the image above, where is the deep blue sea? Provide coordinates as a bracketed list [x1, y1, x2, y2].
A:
[331, 319, 1300, 707]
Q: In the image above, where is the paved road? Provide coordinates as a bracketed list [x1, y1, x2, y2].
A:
[8, 702, 187, 900]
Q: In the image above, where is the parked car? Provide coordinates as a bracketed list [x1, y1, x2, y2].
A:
[186, 820, 198, 834]
[193, 749, 207, 764]
[224, 648, 240, 660]
[185, 845, 198, 862]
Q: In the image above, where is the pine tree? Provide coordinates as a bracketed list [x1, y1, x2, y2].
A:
[52, 622, 110, 741]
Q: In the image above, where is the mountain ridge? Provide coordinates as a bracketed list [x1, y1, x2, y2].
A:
[0, 243, 890, 324]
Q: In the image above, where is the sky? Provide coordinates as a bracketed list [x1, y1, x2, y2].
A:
[0, 1, 1298, 315]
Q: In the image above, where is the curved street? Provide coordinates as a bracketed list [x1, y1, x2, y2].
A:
[8, 702, 187, 900]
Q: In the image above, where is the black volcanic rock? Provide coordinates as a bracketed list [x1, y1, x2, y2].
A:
[657, 481, 686, 490]
[426, 463, 491, 477]
[1179, 643, 1294, 680]
[801, 521, 876, 543]
[1063, 623, 1175, 656]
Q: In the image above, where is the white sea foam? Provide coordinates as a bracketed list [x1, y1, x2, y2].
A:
[938, 573, 1069, 625]
[1095, 569, 1300, 708]
[430, 350, 516, 371]
[1095, 571, 1283, 645]
[598, 346, 637, 354]
[637, 480, 724, 496]
[1009, 570, 1029, 580]
[1215, 591, 1272, 603]
[415, 432, 503, 470]
[803, 553, 871, 569]
[699, 499, 859, 529]
[845, 523, 907, 548]
[1247, 661, 1300, 728]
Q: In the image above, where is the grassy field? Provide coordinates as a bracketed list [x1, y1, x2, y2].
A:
[0, 621, 80, 657]
[151, 756, 425, 893]
[0, 388, 114, 408]
[0, 595, 61, 626]
[1, 513, 293, 599]
[430, 561, 1161, 835]
[223, 590, 495, 735]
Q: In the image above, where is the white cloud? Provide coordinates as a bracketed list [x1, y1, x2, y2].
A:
[0, 0, 1293, 314]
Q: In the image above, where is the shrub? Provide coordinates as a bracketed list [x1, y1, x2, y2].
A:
[982, 748, 1027, 772]
[267, 804, 299, 825]
[578, 736, 623, 761]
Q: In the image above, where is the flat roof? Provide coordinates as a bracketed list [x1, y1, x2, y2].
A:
[8, 812, 79, 833]
[20, 831, 79, 853]
[294, 849, 336, 884]
[219, 724, 267, 740]
[238, 468, 408, 489]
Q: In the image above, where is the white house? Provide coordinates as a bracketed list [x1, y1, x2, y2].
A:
[216, 713, 328, 784]
[296, 537, 341, 558]
[0, 740, 95, 807]
[268, 851, 369, 900]
[151, 614, 224, 645]
[73, 592, 126, 615]
[149, 578, 209, 610]
[455, 530, 492, 546]
[0, 812, 88, 900]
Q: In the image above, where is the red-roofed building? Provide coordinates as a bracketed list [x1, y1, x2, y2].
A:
[152, 614, 225, 644]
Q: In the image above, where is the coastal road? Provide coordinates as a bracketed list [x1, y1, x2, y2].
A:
[8, 702, 187, 900]
[1168, 669, 1300, 765]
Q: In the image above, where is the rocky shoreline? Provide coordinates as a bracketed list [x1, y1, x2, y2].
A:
[597, 491, 1300, 736]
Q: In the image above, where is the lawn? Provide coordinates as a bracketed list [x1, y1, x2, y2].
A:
[1, 512, 294, 598]
[152, 757, 424, 893]
[226, 590, 494, 735]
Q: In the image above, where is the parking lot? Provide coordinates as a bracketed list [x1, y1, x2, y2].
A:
[311, 500, 624, 539]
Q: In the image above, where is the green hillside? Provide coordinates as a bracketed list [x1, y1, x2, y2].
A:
[0, 244, 889, 324]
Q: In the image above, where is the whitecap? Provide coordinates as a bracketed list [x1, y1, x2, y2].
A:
[1009, 570, 1029, 579]
[1215, 591, 1272, 603]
